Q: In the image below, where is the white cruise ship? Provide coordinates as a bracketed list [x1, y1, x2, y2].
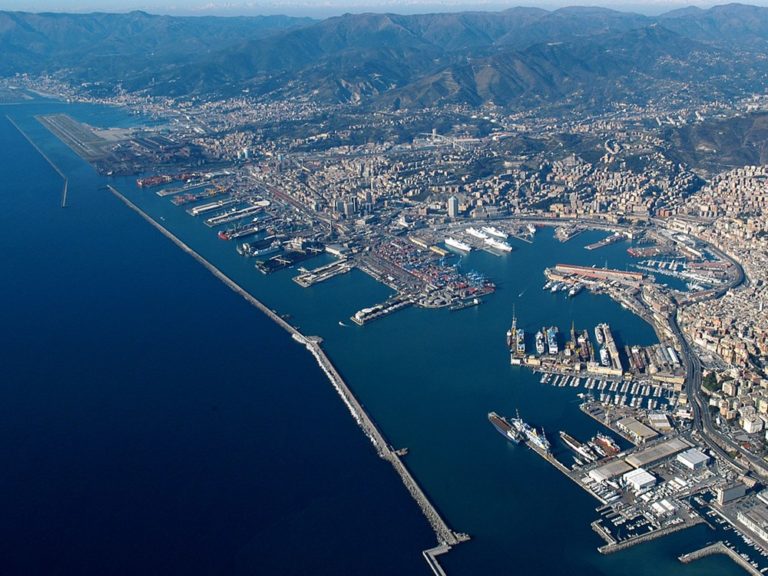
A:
[484, 237, 513, 252]
[445, 237, 472, 252]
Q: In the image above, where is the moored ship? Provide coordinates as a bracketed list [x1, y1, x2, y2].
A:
[488, 412, 521, 444]
[559, 431, 598, 462]
[594, 432, 621, 456]
[484, 237, 513, 252]
[466, 227, 489, 240]
[547, 326, 559, 355]
[535, 330, 546, 355]
[510, 411, 551, 454]
[482, 226, 508, 239]
[445, 237, 472, 252]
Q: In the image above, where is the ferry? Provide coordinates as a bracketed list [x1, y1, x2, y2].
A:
[488, 412, 521, 444]
[600, 347, 610, 367]
[466, 227, 489, 240]
[484, 237, 513, 252]
[445, 237, 472, 252]
[595, 325, 605, 345]
[535, 330, 546, 355]
[482, 226, 508, 239]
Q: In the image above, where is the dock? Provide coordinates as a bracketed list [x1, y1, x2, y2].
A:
[156, 182, 211, 197]
[187, 198, 238, 216]
[679, 541, 762, 575]
[293, 259, 353, 287]
[351, 295, 413, 325]
[106, 184, 467, 573]
[585, 233, 626, 251]
[596, 516, 703, 554]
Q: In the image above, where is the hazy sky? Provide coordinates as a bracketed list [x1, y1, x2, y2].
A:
[5, 0, 768, 17]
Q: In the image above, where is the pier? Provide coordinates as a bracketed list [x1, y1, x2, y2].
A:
[585, 232, 627, 251]
[293, 258, 353, 287]
[596, 517, 703, 554]
[679, 541, 762, 575]
[351, 295, 413, 325]
[6, 114, 68, 207]
[106, 184, 467, 573]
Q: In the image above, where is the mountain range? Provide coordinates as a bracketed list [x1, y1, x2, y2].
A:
[2, 4, 768, 109]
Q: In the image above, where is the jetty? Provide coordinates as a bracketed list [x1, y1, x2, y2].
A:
[679, 541, 761, 575]
[106, 184, 467, 574]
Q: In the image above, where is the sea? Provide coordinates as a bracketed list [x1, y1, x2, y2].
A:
[0, 97, 744, 575]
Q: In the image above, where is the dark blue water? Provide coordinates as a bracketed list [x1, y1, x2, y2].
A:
[0, 101, 434, 575]
[0, 97, 743, 575]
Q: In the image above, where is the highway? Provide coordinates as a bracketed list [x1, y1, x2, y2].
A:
[667, 240, 768, 478]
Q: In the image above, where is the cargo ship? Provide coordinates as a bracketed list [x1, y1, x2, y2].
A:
[488, 412, 522, 444]
[445, 237, 472, 252]
[535, 330, 546, 355]
[547, 326, 559, 355]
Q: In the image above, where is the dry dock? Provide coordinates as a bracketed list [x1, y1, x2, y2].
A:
[107, 184, 466, 574]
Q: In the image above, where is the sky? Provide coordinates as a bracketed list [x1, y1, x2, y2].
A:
[5, 0, 768, 17]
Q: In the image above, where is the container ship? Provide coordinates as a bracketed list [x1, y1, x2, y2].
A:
[445, 237, 472, 252]
[488, 412, 521, 444]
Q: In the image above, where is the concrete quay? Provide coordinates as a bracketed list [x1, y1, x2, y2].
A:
[107, 184, 467, 572]
[679, 541, 761, 575]
[596, 517, 703, 554]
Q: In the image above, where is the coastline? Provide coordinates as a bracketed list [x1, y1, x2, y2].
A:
[106, 184, 467, 573]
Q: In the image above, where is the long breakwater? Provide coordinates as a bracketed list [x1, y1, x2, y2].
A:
[106, 185, 467, 573]
[6, 114, 69, 207]
[679, 541, 761, 575]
